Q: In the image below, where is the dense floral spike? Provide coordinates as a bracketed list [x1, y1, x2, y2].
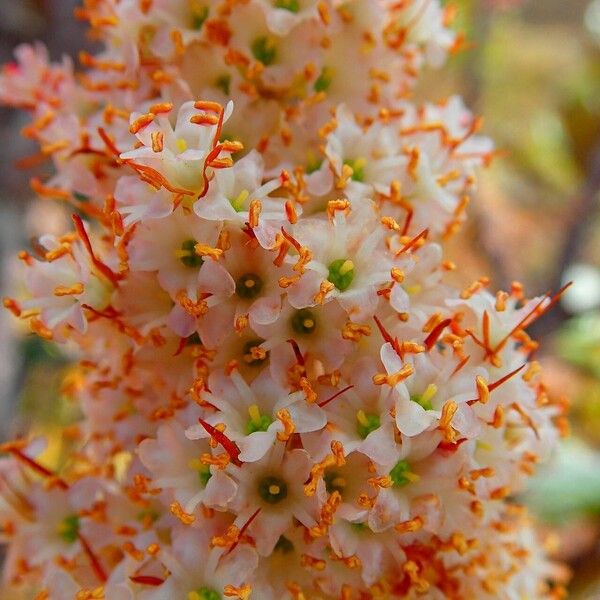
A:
[0, 1, 566, 599]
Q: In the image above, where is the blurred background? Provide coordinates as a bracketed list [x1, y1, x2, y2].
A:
[1, 0, 600, 597]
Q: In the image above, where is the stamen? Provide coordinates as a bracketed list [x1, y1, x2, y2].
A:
[424, 318, 452, 350]
[129, 113, 154, 134]
[151, 131, 163, 152]
[242, 339, 268, 366]
[170, 501, 196, 525]
[275, 408, 295, 441]
[224, 584, 252, 599]
[318, 384, 354, 408]
[395, 516, 424, 534]
[129, 575, 165, 586]
[248, 199, 261, 228]
[198, 419, 242, 466]
[78, 533, 108, 582]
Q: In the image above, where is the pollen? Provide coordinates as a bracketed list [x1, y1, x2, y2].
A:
[129, 113, 154, 134]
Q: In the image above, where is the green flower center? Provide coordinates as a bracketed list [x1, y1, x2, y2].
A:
[274, 535, 295, 553]
[306, 155, 323, 174]
[291, 309, 317, 335]
[73, 191, 90, 202]
[258, 475, 288, 504]
[389, 460, 412, 487]
[229, 189, 249, 213]
[275, 0, 300, 11]
[251, 36, 278, 66]
[356, 410, 380, 439]
[242, 339, 268, 366]
[246, 404, 273, 434]
[178, 239, 204, 268]
[235, 273, 263, 299]
[199, 468, 212, 487]
[136, 509, 159, 524]
[327, 258, 355, 291]
[344, 158, 366, 182]
[58, 514, 80, 544]
[351, 521, 369, 533]
[410, 384, 437, 411]
[188, 587, 221, 600]
[314, 66, 334, 93]
[410, 394, 432, 411]
[215, 73, 231, 95]
[188, 458, 212, 487]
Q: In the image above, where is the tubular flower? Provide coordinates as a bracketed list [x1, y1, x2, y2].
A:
[0, 1, 566, 599]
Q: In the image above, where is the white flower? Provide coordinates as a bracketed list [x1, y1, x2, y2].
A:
[186, 369, 326, 463]
[228, 445, 318, 555]
[139, 523, 257, 600]
[121, 100, 236, 194]
[380, 341, 486, 437]
[20, 232, 113, 334]
[138, 420, 237, 513]
[288, 206, 394, 320]
[194, 151, 287, 248]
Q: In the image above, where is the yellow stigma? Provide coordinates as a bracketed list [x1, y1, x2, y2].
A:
[188, 457, 204, 470]
[421, 383, 438, 405]
[269, 484, 281, 495]
[188, 593, 201, 600]
[248, 404, 261, 424]
[339, 260, 355, 276]
[245, 278, 256, 288]
[303, 318, 315, 329]
[189, 0, 205, 13]
[176, 138, 188, 152]
[405, 284, 422, 295]
[231, 189, 250, 211]
[332, 476, 346, 489]
[175, 249, 192, 259]
[356, 409, 369, 427]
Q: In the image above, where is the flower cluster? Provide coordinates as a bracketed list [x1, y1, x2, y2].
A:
[1, 1, 567, 599]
